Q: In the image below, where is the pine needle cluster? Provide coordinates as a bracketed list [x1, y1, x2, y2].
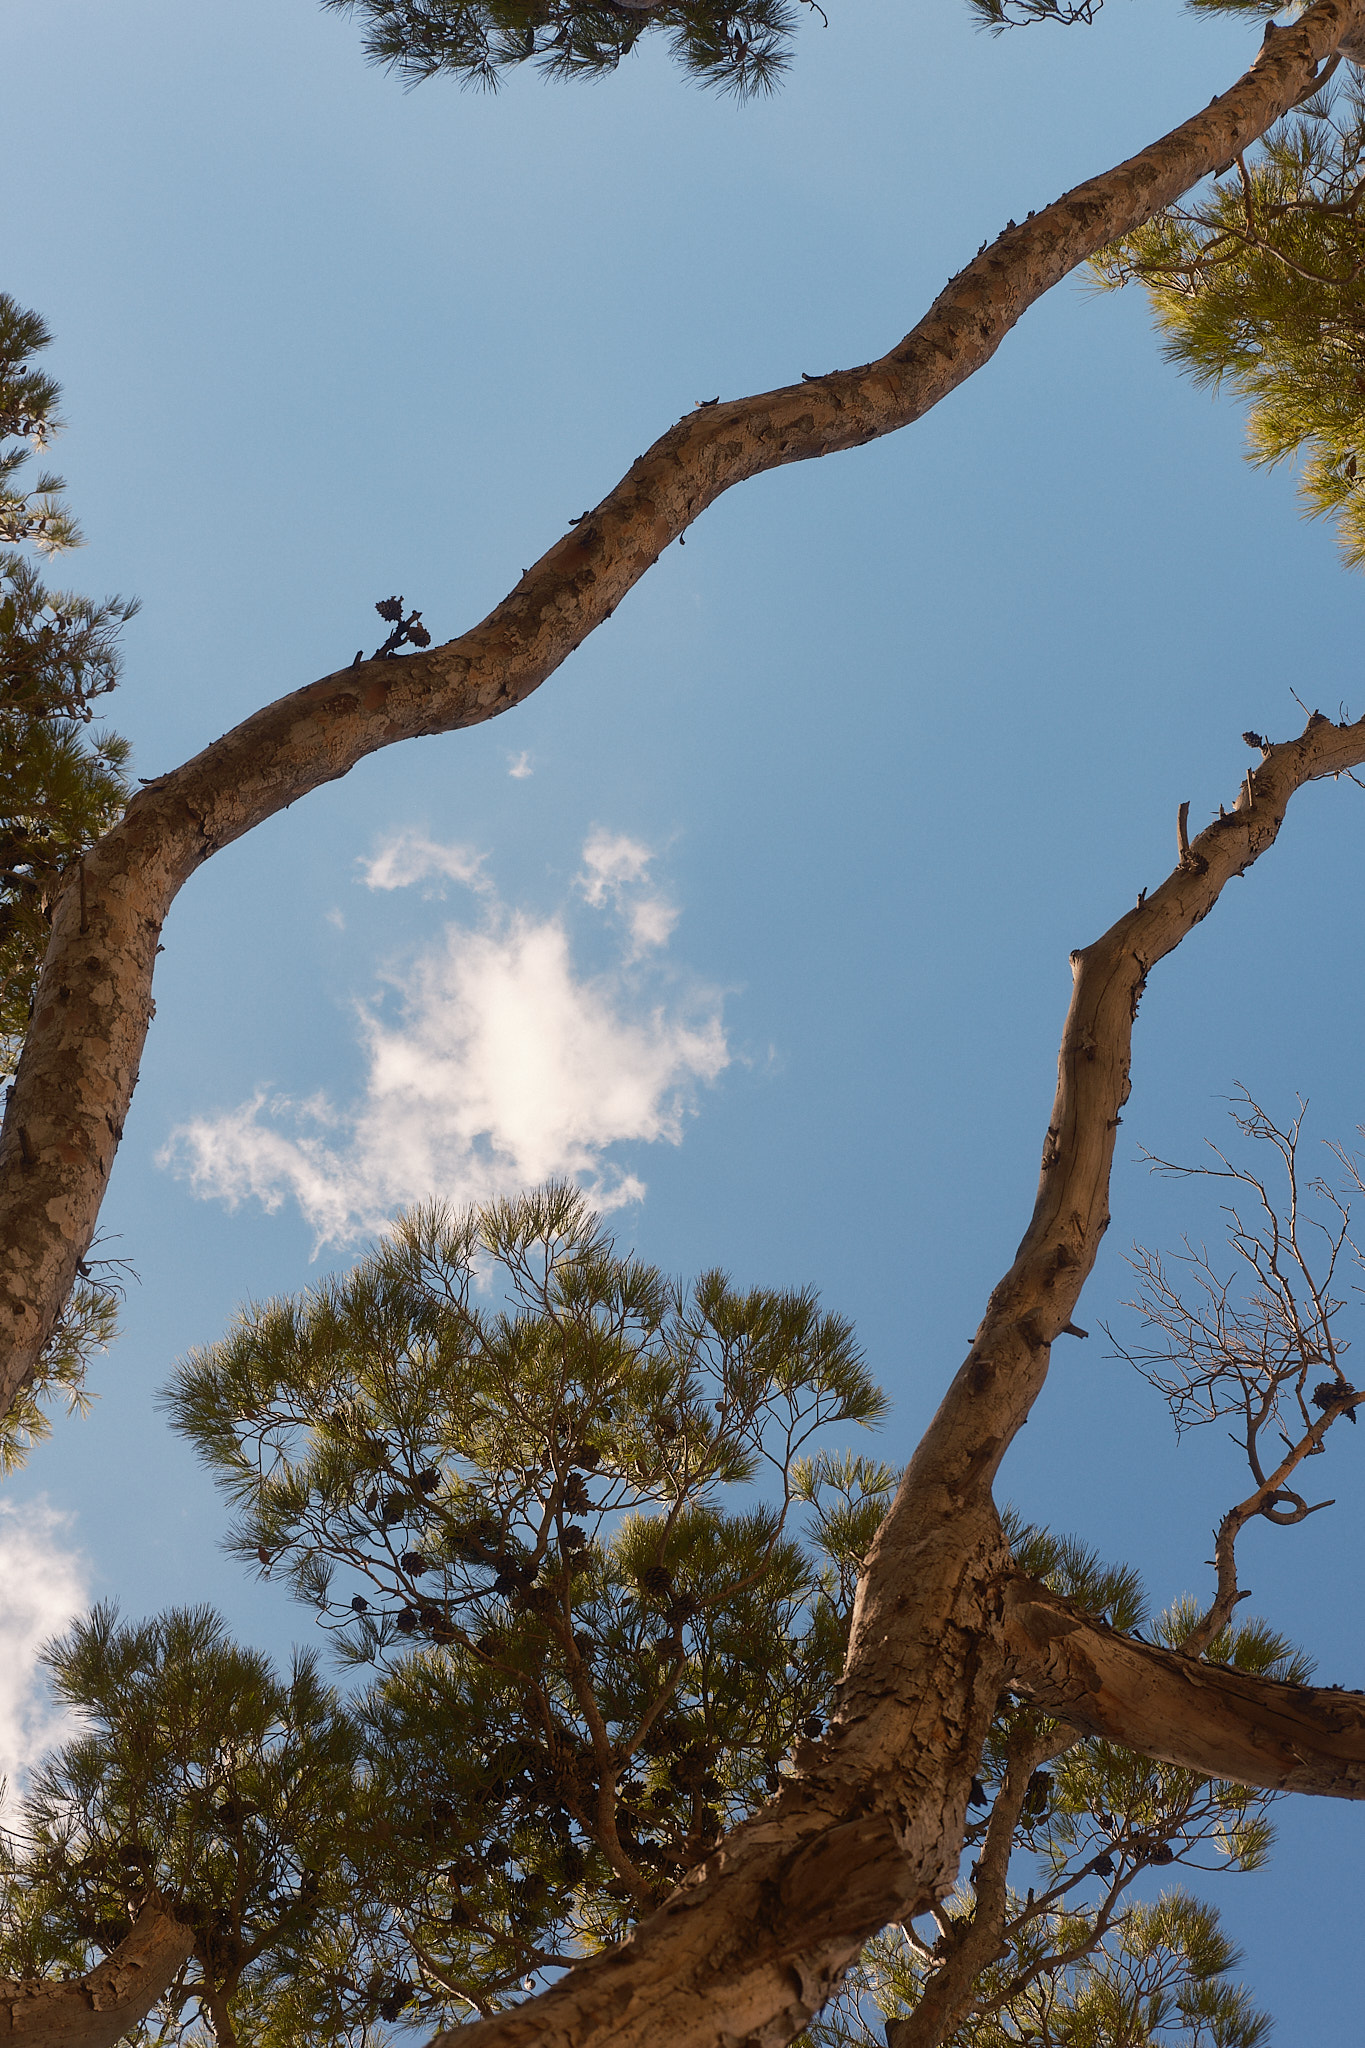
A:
[1094, 77, 1365, 568]
[819, 1890, 1270, 2048]
[321, 0, 804, 97]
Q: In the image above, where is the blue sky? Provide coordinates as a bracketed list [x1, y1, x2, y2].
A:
[7, 0, 1365, 2027]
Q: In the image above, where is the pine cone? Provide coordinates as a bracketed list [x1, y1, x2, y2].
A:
[1312, 1379, 1357, 1419]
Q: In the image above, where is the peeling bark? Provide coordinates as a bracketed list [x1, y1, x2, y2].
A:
[2, 0, 1361, 1409]
[0, 1904, 193, 2047]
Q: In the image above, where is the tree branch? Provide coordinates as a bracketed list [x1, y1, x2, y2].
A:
[1182, 1400, 1346, 1658]
[0, 1903, 194, 2048]
[1003, 1577, 1365, 1797]
[2, 0, 1361, 1410]
[408, 721, 1365, 2044]
[884, 1724, 1074, 2048]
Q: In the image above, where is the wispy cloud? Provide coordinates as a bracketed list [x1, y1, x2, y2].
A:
[578, 828, 679, 956]
[507, 751, 533, 780]
[358, 830, 489, 896]
[0, 1499, 88, 1805]
[164, 832, 727, 1249]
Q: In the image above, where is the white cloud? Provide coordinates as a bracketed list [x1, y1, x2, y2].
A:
[578, 828, 678, 957]
[359, 830, 488, 896]
[579, 828, 653, 905]
[627, 895, 680, 951]
[0, 1499, 88, 1805]
[508, 751, 533, 780]
[164, 835, 727, 1250]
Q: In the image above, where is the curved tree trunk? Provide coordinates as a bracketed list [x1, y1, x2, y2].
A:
[1, 0, 1360, 1411]
[411, 715, 1365, 2048]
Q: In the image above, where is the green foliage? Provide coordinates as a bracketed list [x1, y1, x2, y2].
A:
[0, 1606, 362, 2045]
[157, 1185, 895, 2027]
[0, 1201, 1301, 2041]
[0, 291, 137, 1081]
[817, 1889, 1270, 2047]
[0, 1271, 118, 1475]
[1094, 79, 1365, 567]
[321, 0, 805, 97]
[0, 550, 136, 1072]
[0, 292, 135, 1458]
[1002, 1508, 1147, 1635]
[331, 0, 1191, 97]
[0, 298, 78, 557]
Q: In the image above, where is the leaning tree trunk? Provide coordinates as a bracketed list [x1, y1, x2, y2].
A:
[1, 0, 1360, 1413]
[407, 714, 1365, 2048]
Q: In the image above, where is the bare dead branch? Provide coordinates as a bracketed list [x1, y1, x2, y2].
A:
[1109, 1093, 1364, 1655]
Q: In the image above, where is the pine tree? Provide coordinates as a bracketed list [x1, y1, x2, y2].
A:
[0, 1187, 1315, 2045]
[0, 294, 135, 1467]
[1094, 74, 1365, 567]
[4, 7, 1365, 2044]
[154, 1184, 894, 2032]
[0, 1606, 363, 2048]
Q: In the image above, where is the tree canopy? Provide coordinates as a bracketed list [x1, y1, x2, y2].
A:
[6, 1, 1365, 2045]
[1, 1182, 1339, 2045]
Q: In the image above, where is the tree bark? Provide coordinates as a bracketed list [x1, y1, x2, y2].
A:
[1003, 1578, 1365, 1796]
[1, 0, 1361, 1410]
[883, 1726, 1075, 2048]
[0, 1904, 193, 2047]
[411, 714, 1365, 2048]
